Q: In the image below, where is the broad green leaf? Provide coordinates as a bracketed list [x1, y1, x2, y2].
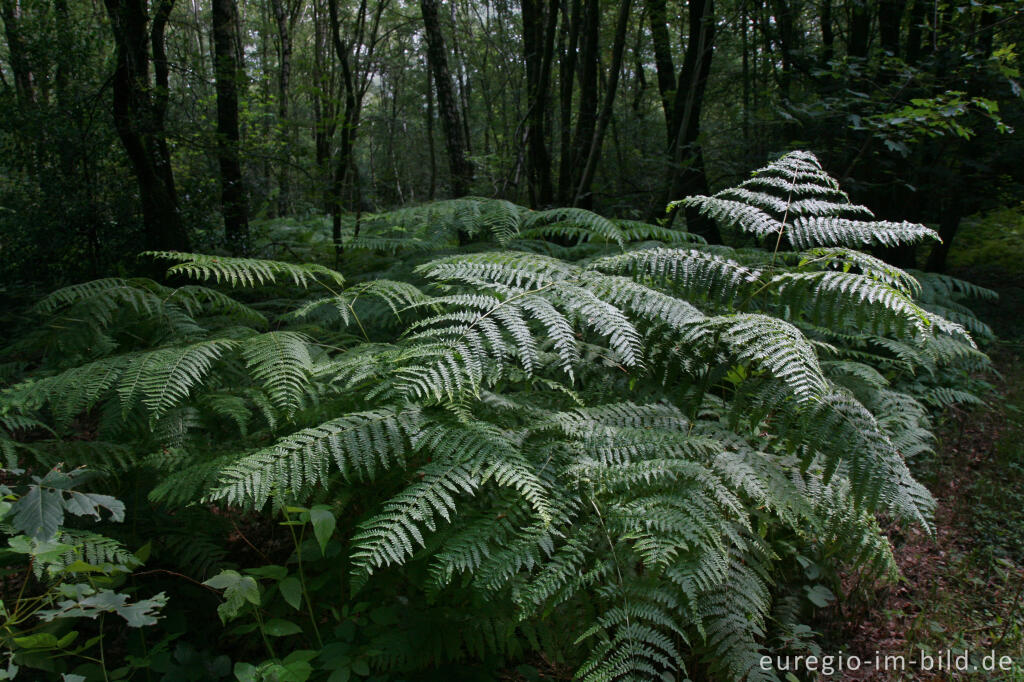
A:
[309, 506, 336, 556]
[204, 570, 260, 623]
[9, 484, 63, 540]
[279, 576, 302, 610]
[264, 618, 303, 637]
[13, 632, 60, 649]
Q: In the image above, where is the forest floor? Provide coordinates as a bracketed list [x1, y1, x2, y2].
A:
[827, 260, 1024, 681]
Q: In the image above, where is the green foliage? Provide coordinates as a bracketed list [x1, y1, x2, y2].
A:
[0, 152, 993, 680]
[0, 468, 163, 679]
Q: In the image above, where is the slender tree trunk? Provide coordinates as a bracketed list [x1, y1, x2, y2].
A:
[327, 0, 360, 249]
[925, 203, 962, 272]
[648, 0, 676, 142]
[564, 0, 599, 205]
[0, 0, 34, 107]
[878, 0, 904, 56]
[821, 0, 834, 63]
[848, 0, 870, 59]
[425, 66, 437, 200]
[420, 0, 473, 196]
[270, 0, 298, 216]
[103, 0, 190, 253]
[574, 0, 631, 207]
[557, 0, 582, 205]
[212, 0, 249, 252]
[663, 0, 718, 242]
[977, 6, 997, 58]
[770, 0, 796, 96]
[905, 0, 925, 64]
[522, 0, 557, 207]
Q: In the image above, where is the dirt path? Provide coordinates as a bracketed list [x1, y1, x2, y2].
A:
[829, 349, 1024, 681]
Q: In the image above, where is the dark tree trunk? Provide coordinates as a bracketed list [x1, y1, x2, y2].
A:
[564, 0, 599, 206]
[662, 0, 719, 242]
[821, 0, 834, 63]
[648, 0, 676, 141]
[103, 0, 190, 253]
[327, 0, 360, 249]
[557, 0, 582, 205]
[0, 0, 34, 107]
[878, 0, 904, 57]
[977, 6, 997, 58]
[925, 203, 962, 273]
[270, 0, 298, 216]
[847, 0, 870, 59]
[574, 0, 631, 207]
[212, 0, 249, 252]
[770, 0, 797, 96]
[420, 0, 473, 197]
[905, 0, 925, 64]
[522, 0, 557, 207]
[425, 66, 437, 200]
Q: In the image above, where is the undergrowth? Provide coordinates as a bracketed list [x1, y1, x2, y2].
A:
[0, 152, 994, 681]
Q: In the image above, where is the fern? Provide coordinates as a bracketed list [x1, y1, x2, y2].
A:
[0, 151, 991, 681]
[146, 252, 345, 288]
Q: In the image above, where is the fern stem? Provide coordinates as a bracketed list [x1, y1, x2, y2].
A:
[283, 508, 324, 648]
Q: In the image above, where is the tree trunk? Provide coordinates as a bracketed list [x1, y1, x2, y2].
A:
[648, 0, 676, 142]
[977, 6, 997, 58]
[573, 0, 632, 207]
[103, 0, 190, 253]
[270, 0, 298, 216]
[663, 0, 719, 242]
[420, 0, 473, 197]
[557, 0, 582, 205]
[327, 0, 360, 249]
[0, 0, 34, 107]
[563, 0, 599, 206]
[522, 0, 557, 207]
[878, 0, 904, 57]
[425, 65, 437, 200]
[212, 0, 249, 252]
[905, 0, 925, 64]
[925, 203, 962, 272]
[821, 0, 834, 63]
[847, 0, 870, 59]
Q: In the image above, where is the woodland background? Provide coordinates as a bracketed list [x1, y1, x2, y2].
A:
[0, 0, 1020, 281]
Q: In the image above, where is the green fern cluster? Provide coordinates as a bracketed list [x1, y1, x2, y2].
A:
[0, 152, 991, 680]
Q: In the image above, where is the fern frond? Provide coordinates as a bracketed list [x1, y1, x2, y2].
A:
[208, 407, 421, 508]
[146, 252, 345, 288]
[241, 332, 314, 417]
[521, 207, 625, 247]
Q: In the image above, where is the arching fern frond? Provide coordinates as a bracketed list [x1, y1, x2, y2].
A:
[146, 252, 345, 288]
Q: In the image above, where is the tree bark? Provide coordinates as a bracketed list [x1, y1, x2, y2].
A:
[212, 0, 249, 252]
[270, 0, 300, 216]
[557, 0, 582, 205]
[662, 0, 719, 242]
[103, 0, 190, 253]
[573, 0, 632, 207]
[563, 0, 599, 205]
[648, 0, 676, 142]
[425, 65, 437, 200]
[522, 0, 557, 207]
[847, 0, 870, 59]
[820, 0, 834, 63]
[925, 203, 962, 273]
[420, 0, 473, 197]
[878, 0, 904, 57]
[0, 0, 34, 107]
